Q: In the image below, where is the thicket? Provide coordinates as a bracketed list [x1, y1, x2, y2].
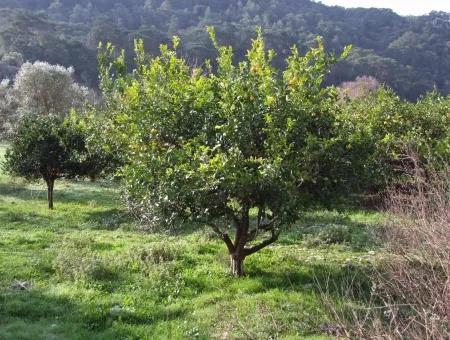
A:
[323, 161, 450, 339]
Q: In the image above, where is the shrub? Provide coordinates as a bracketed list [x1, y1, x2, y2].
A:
[53, 248, 115, 282]
[323, 159, 450, 338]
[377, 162, 450, 338]
[129, 242, 181, 269]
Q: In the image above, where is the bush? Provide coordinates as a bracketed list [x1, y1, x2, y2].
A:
[127, 242, 181, 271]
[53, 248, 115, 282]
[323, 159, 450, 338]
[377, 163, 450, 338]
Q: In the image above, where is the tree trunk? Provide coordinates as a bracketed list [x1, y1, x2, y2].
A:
[47, 179, 54, 210]
[230, 255, 245, 277]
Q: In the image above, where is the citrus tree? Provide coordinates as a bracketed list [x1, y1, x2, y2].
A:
[99, 29, 350, 276]
[3, 114, 100, 209]
[337, 88, 450, 192]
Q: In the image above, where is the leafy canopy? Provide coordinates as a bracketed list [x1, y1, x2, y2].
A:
[99, 28, 350, 274]
[337, 88, 450, 191]
[4, 115, 87, 180]
[2, 113, 103, 208]
[13, 61, 89, 117]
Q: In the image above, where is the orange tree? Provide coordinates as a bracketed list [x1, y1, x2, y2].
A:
[3, 114, 100, 209]
[98, 29, 351, 276]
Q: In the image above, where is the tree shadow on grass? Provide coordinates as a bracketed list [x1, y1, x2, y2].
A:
[0, 288, 188, 339]
[183, 254, 373, 304]
[0, 289, 86, 339]
[244, 261, 373, 304]
[280, 212, 382, 250]
[0, 178, 135, 231]
[0, 181, 118, 207]
[0, 204, 133, 232]
[82, 208, 133, 230]
[0, 183, 45, 201]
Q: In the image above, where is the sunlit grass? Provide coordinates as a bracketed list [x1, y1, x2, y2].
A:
[0, 142, 385, 339]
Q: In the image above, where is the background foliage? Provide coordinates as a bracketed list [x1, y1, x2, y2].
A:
[0, 0, 449, 100]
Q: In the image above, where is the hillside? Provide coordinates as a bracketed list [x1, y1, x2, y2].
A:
[0, 0, 450, 99]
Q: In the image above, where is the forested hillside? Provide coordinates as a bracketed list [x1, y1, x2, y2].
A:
[0, 0, 450, 100]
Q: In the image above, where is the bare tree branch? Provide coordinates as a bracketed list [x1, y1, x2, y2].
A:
[244, 229, 281, 256]
[210, 223, 235, 253]
[247, 217, 279, 242]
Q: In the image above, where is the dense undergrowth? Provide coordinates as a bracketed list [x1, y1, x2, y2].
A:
[0, 143, 385, 339]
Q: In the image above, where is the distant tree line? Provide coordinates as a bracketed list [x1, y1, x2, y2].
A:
[0, 1, 450, 100]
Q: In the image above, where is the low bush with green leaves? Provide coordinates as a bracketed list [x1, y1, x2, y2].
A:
[337, 89, 450, 192]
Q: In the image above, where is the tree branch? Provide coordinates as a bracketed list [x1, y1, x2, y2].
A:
[259, 217, 278, 230]
[210, 223, 235, 253]
[247, 217, 279, 242]
[225, 206, 241, 227]
[244, 230, 281, 256]
[234, 203, 250, 249]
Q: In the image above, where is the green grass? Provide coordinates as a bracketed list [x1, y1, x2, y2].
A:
[0, 143, 385, 339]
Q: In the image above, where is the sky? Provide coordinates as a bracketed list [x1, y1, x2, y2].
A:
[317, 0, 450, 16]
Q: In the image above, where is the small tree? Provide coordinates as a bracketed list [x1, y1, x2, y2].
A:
[338, 75, 381, 99]
[13, 61, 89, 117]
[0, 78, 18, 138]
[3, 114, 94, 209]
[99, 30, 350, 276]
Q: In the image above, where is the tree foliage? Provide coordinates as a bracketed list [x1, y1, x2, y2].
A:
[0, 79, 17, 138]
[2, 114, 98, 209]
[98, 30, 350, 276]
[337, 88, 450, 192]
[13, 61, 89, 117]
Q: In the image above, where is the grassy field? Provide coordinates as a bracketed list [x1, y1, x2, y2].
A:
[0, 142, 385, 339]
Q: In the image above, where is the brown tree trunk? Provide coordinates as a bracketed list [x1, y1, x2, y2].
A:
[229, 204, 250, 277]
[230, 255, 245, 277]
[216, 204, 280, 277]
[47, 179, 54, 209]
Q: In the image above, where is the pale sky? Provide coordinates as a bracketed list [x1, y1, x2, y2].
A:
[317, 0, 450, 16]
